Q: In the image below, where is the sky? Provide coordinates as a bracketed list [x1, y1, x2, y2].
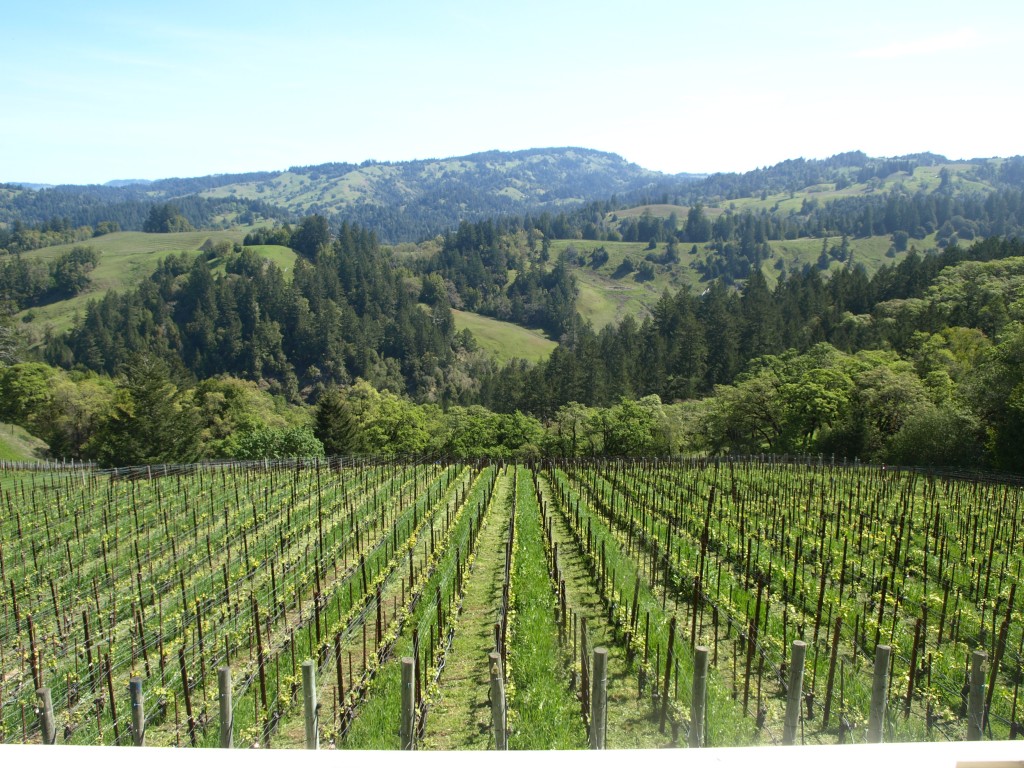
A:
[2, 0, 1022, 185]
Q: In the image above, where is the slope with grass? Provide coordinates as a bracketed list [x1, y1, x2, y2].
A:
[11, 229, 298, 341]
[452, 309, 557, 363]
[534, 471, 674, 748]
[0, 422, 47, 461]
[554, 235, 934, 329]
[506, 466, 588, 749]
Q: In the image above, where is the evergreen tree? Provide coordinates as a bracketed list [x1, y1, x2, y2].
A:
[90, 353, 200, 467]
[314, 386, 361, 455]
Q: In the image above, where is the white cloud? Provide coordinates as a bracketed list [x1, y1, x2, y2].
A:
[854, 27, 981, 59]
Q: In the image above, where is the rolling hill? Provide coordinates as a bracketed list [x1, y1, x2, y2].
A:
[2, 148, 680, 244]
[13, 229, 298, 343]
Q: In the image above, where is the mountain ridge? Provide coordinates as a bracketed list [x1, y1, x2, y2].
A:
[2, 148, 1022, 245]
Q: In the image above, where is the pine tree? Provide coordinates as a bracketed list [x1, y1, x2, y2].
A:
[90, 353, 200, 467]
[314, 387, 361, 455]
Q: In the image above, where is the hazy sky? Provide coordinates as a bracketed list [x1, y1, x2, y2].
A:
[3, 0, 1021, 184]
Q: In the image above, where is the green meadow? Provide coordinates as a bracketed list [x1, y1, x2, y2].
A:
[0, 422, 47, 461]
[452, 309, 557, 362]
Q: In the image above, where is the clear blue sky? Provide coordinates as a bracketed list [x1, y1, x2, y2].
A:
[2, 0, 1021, 184]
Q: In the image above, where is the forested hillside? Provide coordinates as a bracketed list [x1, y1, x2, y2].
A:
[2, 226, 1023, 471]
[43, 221, 468, 403]
[5, 149, 1024, 471]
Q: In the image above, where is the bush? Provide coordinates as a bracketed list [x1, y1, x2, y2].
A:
[886, 405, 984, 467]
[227, 425, 324, 459]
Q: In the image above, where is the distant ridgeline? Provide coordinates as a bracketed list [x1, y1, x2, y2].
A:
[0, 149, 1020, 257]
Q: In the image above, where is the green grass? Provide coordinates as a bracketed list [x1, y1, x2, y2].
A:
[535, 473, 674, 748]
[507, 468, 588, 749]
[203, 243, 298, 277]
[547, 466, 758, 748]
[0, 422, 47, 461]
[553, 240, 699, 329]
[453, 309, 557, 363]
[341, 467, 491, 749]
[419, 470, 514, 750]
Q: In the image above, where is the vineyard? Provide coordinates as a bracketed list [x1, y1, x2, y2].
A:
[0, 457, 1021, 750]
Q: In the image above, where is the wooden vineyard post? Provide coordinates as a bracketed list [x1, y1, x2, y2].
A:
[868, 645, 891, 743]
[82, 610, 94, 692]
[178, 647, 197, 747]
[36, 687, 55, 745]
[489, 652, 507, 750]
[904, 617, 922, 718]
[590, 647, 608, 749]
[581, 617, 590, 719]
[783, 640, 806, 746]
[218, 667, 233, 748]
[967, 650, 986, 741]
[690, 646, 709, 748]
[106, 653, 120, 744]
[985, 588, 1013, 732]
[302, 660, 318, 749]
[400, 657, 415, 750]
[251, 596, 269, 747]
[129, 676, 145, 746]
[659, 616, 676, 734]
[335, 632, 345, 718]
[822, 617, 842, 728]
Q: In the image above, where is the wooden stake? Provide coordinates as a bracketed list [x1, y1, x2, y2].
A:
[302, 660, 318, 749]
[129, 677, 144, 746]
[590, 647, 608, 749]
[400, 657, 415, 750]
[489, 652, 507, 749]
[783, 640, 806, 745]
[218, 666, 233, 748]
[968, 650, 986, 741]
[178, 647, 196, 747]
[36, 687, 55, 745]
[868, 645, 891, 743]
[690, 646, 709, 748]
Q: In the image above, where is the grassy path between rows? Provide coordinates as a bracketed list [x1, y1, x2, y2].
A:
[536, 473, 674, 749]
[507, 467, 588, 749]
[422, 468, 513, 749]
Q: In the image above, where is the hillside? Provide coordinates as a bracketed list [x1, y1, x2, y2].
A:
[6, 148, 1024, 390]
[0, 422, 47, 461]
[195, 147, 668, 242]
[4, 150, 1022, 254]
[452, 309, 557, 363]
[1, 148, 672, 244]
[12, 230, 298, 344]
[554, 233, 943, 328]
[3, 225, 952, 359]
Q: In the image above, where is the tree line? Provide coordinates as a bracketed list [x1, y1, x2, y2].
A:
[7, 205, 1024, 470]
[0, 186, 289, 235]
